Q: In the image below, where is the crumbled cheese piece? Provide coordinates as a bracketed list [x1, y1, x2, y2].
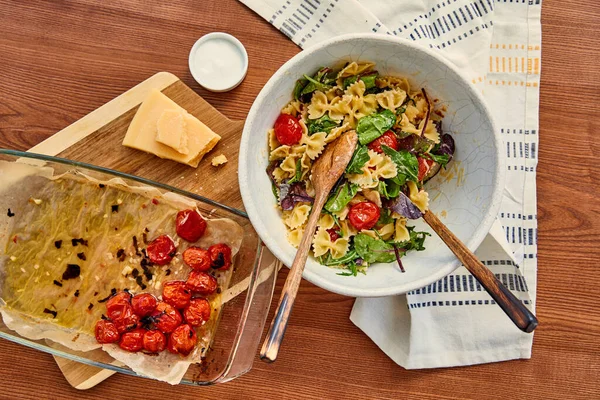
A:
[106, 252, 114, 260]
[34, 264, 40, 270]
[117, 198, 123, 205]
[20, 268, 26, 273]
[57, 257, 62, 262]
[154, 281, 162, 290]
[103, 214, 108, 219]
[32, 198, 42, 205]
[9, 256, 16, 262]
[46, 272, 50, 276]
[95, 275, 100, 281]
[34, 277, 39, 283]
[122, 265, 133, 276]
[211, 154, 228, 166]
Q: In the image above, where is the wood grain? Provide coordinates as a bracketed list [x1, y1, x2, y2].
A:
[0, 0, 599, 399]
[423, 211, 538, 332]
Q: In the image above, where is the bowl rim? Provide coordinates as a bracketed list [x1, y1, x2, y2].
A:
[239, 33, 505, 297]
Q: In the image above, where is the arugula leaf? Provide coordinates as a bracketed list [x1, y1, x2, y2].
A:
[397, 227, 430, 251]
[293, 78, 309, 100]
[425, 152, 450, 168]
[299, 68, 334, 97]
[354, 233, 397, 264]
[324, 182, 359, 213]
[287, 159, 303, 184]
[337, 261, 365, 276]
[381, 145, 419, 185]
[271, 183, 279, 201]
[342, 75, 358, 89]
[307, 114, 340, 135]
[320, 250, 358, 266]
[377, 180, 401, 199]
[356, 109, 396, 145]
[345, 145, 370, 175]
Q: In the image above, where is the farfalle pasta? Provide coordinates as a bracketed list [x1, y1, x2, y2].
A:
[266, 61, 456, 275]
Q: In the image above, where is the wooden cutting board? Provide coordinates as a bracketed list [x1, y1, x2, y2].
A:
[27, 72, 248, 389]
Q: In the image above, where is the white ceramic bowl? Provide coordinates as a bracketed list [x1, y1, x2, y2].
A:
[239, 34, 504, 297]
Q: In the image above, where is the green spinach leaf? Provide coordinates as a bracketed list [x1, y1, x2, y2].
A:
[360, 73, 377, 89]
[354, 233, 397, 264]
[307, 114, 340, 135]
[376, 207, 394, 226]
[324, 182, 359, 213]
[356, 109, 396, 145]
[425, 152, 450, 168]
[342, 75, 359, 89]
[345, 145, 370, 175]
[382, 145, 419, 185]
[377, 180, 401, 199]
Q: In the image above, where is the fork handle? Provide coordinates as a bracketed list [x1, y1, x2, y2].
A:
[422, 211, 538, 333]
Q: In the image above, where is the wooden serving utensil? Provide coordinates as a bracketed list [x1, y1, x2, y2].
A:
[422, 211, 538, 333]
[260, 130, 358, 362]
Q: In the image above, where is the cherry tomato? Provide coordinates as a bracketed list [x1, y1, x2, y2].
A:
[167, 324, 197, 356]
[208, 243, 232, 270]
[417, 157, 435, 181]
[151, 302, 183, 333]
[119, 328, 145, 352]
[274, 114, 302, 146]
[183, 298, 212, 327]
[146, 235, 176, 266]
[367, 131, 399, 154]
[348, 201, 381, 231]
[95, 320, 120, 344]
[131, 293, 157, 317]
[182, 247, 211, 271]
[106, 291, 132, 321]
[143, 329, 167, 353]
[186, 271, 218, 296]
[326, 228, 341, 242]
[113, 307, 140, 334]
[176, 209, 207, 242]
[162, 281, 192, 309]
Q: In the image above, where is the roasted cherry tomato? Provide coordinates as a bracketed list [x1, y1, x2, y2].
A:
[162, 281, 192, 309]
[167, 324, 197, 356]
[182, 247, 211, 272]
[274, 114, 302, 146]
[183, 298, 212, 327]
[106, 291, 132, 321]
[119, 328, 145, 352]
[176, 209, 207, 242]
[417, 156, 435, 181]
[131, 293, 157, 317]
[95, 320, 120, 344]
[208, 243, 232, 270]
[348, 201, 381, 231]
[146, 235, 176, 266]
[113, 307, 140, 334]
[326, 228, 341, 242]
[143, 329, 167, 353]
[367, 131, 399, 154]
[151, 302, 183, 333]
[186, 271, 218, 296]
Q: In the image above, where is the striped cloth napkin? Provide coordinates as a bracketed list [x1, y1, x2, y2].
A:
[239, 0, 541, 368]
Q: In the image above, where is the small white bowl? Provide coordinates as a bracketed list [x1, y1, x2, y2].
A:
[239, 34, 504, 298]
[188, 32, 248, 92]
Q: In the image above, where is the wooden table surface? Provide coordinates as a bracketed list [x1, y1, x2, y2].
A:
[1, 1, 599, 399]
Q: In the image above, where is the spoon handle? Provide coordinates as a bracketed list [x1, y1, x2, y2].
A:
[422, 211, 538, 333]
[260, 194, 328, 362]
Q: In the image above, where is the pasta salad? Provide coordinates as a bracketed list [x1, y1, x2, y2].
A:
[266, 62, 455, 276]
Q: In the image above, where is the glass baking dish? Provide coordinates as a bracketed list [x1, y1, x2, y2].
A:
[0, 149, 279, 385]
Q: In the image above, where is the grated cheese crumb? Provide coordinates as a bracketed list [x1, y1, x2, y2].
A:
[154, 281, 162, 290]
[211, 154, 228, 167]
[20, 268, 26, 273]
[95, 275, 100, 281]
[34, 264, 40, 270]
[32, 198, 43, 205]
[117, 198, 123, 205]
[9, 256, 16, 262]
[103, 214, 108, 219]
[122, 265, 133, 276]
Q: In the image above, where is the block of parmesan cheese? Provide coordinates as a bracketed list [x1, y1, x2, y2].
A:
[122, 90, 220, 167]
[156, 109, 189, 155]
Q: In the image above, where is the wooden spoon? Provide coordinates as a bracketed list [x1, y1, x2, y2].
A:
[422, 210, 538, 333]
[260, 130, 358, 362]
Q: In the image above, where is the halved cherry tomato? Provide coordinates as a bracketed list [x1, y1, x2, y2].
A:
[119, 328, 145, 352]
[95, 320, 120, 344]
[143, 329, 166, 353]
[146, 235, 176, 266]
[274, 114, 302, 146]
[208, 243, 232, 270]
[186, 271, 218, 296]
[183, 298, 211, 327]
[367, 131, 399, 154]
[131, 293, 157, 317]
[417, 157, 435, 181]
[151, 302, 183, 333]
[326, 228, 341, 242]
[162, 281, 191, 310]
[176, 209, 207, 242]
[106, 291, 132, 321]
[167, 324, 197, 356]
[182, 247, 211, 271]
[348, 201, 381, 231]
